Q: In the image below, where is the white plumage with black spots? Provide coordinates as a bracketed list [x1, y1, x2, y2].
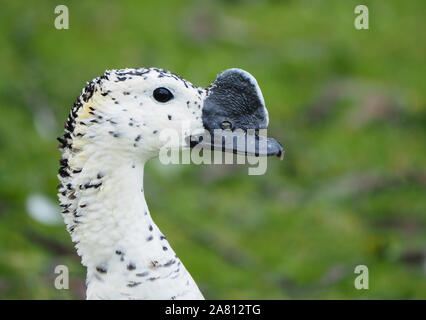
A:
[57, 67, 282, 299]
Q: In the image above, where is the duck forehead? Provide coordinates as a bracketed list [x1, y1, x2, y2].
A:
[105, 68, 199, 91]
[102, 78, 199, 108]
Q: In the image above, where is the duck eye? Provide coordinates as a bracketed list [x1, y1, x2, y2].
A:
[153, 87, 173, 103]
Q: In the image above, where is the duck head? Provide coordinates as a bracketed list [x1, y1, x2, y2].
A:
[60, 67, 283, 164]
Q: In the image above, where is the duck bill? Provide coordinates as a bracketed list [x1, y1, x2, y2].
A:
[187, 130, 284, 159]
[195, 68, 284, 159]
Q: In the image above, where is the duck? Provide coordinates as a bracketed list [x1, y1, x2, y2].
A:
[57, 67, 283, 300]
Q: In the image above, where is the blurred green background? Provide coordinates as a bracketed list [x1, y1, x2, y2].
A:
[0, 0, 425, 299]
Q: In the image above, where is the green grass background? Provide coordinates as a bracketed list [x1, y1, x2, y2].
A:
[0, 0, 425, 299]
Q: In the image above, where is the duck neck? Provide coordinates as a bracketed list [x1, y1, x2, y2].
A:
[60, 151, 203, 299]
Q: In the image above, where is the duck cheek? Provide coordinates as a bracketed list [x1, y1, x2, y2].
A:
[186, 115, 205, 137]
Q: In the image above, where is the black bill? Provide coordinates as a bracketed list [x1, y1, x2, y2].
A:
[187, 130, 283, 159]
[191, 68, 284, 159]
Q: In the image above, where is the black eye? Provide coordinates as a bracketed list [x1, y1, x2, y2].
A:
[153, 87, 173, 103]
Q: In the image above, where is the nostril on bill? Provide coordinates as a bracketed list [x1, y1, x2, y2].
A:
[220, 121, 232, 130]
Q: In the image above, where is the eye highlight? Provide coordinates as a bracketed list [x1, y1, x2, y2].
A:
[153, 87, 174, 103]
